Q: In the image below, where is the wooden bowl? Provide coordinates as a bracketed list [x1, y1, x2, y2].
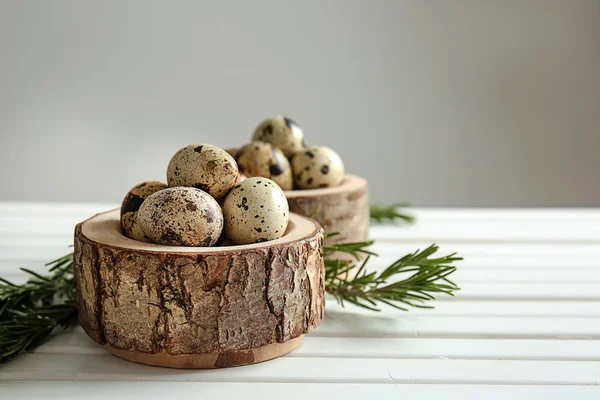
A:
[285, 174, 369, 245]
[73, 209, 325, 369]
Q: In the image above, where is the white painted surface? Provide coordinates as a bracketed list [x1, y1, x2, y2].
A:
[1, 204, 600, 399]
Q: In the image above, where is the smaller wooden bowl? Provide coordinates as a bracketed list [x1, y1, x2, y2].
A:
[73, 209, 324, 368]
[285, 174, 370, 245]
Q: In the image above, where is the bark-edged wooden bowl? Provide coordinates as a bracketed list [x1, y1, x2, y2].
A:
[73, 209, 325, 369]
[285, 174, 369, 245]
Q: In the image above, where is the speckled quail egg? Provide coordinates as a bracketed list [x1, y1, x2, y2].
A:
[222, 177, 289, 245]
[167, 144, 239, 199]
[291, 145, 345, 189]
[252, 116, 304, 157]
[235, 142, 293, 190]
[138, 187, 223, 246]
[120, 181, 168, 241]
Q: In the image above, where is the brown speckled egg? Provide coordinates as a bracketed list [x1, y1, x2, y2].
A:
[291, 145, 345, 189]
[252, 116, 304, 157]
[138, 187, 223, 246]
[235, 141, 293, 190]
[167, 144, 238, 199]
[222, 177, 289, 245]
[120, 181, 168, 241]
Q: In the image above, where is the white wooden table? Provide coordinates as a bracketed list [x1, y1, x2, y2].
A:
[1, 203, 599, 399]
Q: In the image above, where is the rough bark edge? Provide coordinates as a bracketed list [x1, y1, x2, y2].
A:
[73, 214, 324, 357]
[286, 175, 370, 245]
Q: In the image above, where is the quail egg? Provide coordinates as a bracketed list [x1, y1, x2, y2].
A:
[138, 187, 223, 247]
[222, 177, 289, 245]
[252, 116, 304, 157]
[167, 144, 238, 199]
[235, 141, 293, 190]
[120, 181, 168, 241]
[291, 145, 345, 189]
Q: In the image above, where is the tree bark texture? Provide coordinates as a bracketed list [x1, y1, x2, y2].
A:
[73, 209, 325, 368]
[285, 174, 370, 245]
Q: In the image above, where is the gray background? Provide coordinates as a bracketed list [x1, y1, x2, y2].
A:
[1, 0, 599, 206]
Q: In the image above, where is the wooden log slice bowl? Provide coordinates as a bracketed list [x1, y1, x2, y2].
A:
[73, 209, 325, 369]
[285, 174, 369, 246]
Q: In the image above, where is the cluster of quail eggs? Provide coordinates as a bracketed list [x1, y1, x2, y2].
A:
[119, 116, 345, 248]
[228, 116, 346, 190]
[120, 143, 289, 247]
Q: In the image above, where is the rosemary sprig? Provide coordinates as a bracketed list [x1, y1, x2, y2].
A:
[324, 239, 461, 311]
[370, 203, 416, 224]
[323, 237, 377, 259]
[0, 253, 77, 363]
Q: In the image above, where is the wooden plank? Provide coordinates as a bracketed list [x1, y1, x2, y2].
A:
[0, 246, 73, 262]
[298, 337, 600, 361]
[451, 269, 600, 283]
[372, 242, 600, 257]
[366, 257, 600, 280]
[445, 283, 600, 301]
[0, 236, 74, 249]
[404, 301, 600, 317]
[35, 328, 600, 361]
[0, 217, 89, 236]
[0, 202, 114, 216]
[316, 304, 600, 339]
[407, 208, 600, 223]
[370, 223, 600, 243]
[1, 382, 599, 400]
[2, 354, 599, 385]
